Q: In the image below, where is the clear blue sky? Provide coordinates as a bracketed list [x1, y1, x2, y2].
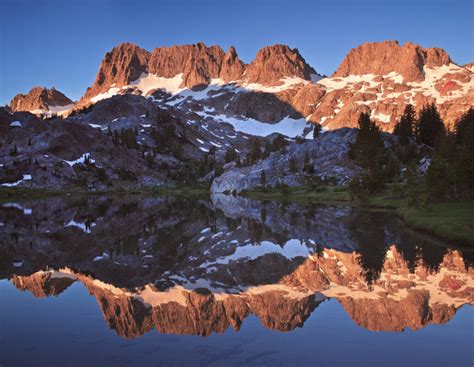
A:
[1, 0, 472, 105]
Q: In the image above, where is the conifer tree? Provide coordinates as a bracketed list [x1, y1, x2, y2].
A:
[349, 112, 387, 192]
[289, 156, 298, 173]
[260, 170, 267, 187]
[224, 147, 238, 163]
[394, 104, 415, 145]
[415, 103, 445, 147]
[247, 138, 262, 164]
[313, 123, 322, 139]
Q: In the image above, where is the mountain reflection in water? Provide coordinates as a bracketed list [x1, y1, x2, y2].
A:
[1, 194, 472, 339]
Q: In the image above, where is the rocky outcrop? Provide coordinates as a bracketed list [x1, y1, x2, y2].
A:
[333, 40, 451, 81]
[0, 96, 215, 190]
[9, 86, 73, 112]
[244, 44, 316, 86]
[211, 128, 360, 193]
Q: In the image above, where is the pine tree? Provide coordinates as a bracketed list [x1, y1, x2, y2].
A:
[120, 128, 139, 149]
[303, 153, 311, 173]
[349, 112, 387, 192]
[260, 170, 267, 188]
[313, 123, 322, 139]
[272, 134, 288, 151]
[394, 104, 415, 145]
[289, 156, 298, 173]
[425, 154, 449, 201]
[224, 147, 238, 163]
[451, 108, 474, 198]
[415, 103, 445, 147]
[10, 144, 17, 156]
[247, 138, 262, 164]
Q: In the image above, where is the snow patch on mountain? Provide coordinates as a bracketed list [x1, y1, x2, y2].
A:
[91, 87, 122, 103]
[63, 153, 95, 167]
[130, 72, 185, 95]
[242, 76, 309, 93]
[1, 174, 32, 187]
[317, 74, 378, 91]
[196, 112, 309, 137]
[31, 103, 75, 117]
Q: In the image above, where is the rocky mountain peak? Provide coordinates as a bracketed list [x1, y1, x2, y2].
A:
[333, 40, 452, 81]
[244, 44, 317, 85]
[181, 43, 226, 89]
[81, 42, 322, 102]
[9, 86, 73, 112]
[219, 46, 246, 82]
[148, 43, 227, 89]
[83, 42, 151, 100]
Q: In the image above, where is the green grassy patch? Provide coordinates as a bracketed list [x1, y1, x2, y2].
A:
[397, 201, 474, 247]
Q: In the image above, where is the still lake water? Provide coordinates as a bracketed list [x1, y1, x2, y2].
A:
[0, 194, 472, 367]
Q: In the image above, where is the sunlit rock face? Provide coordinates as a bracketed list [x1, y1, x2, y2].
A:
[1, 195, 472, 338]
[82, 43, 151, 103]
[9, 86, 74, 116]
[65, 40, 473, 132]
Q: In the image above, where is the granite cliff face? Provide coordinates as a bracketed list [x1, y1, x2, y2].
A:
[243, 44, 317, 85]
[78, 40, 471, 131]
[148, 43, 226, 89]
[211, 128, 361, 193]
[81, 42, 316, 96]
[83, 43, 151, 101]
[308, 41, 472, 130]
[333, 40, 452, 82]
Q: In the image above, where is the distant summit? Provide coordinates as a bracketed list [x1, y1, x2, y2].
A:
[9, 86, 73, 116]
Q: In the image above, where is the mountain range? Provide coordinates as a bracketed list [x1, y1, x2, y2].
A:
[1, 40, 472, 191]
[7, 40, 474, 131]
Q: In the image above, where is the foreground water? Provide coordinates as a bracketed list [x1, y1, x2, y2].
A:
[0, 194, 472, 366]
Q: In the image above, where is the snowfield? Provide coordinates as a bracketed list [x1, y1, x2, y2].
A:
[196, 111, 309, 137]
